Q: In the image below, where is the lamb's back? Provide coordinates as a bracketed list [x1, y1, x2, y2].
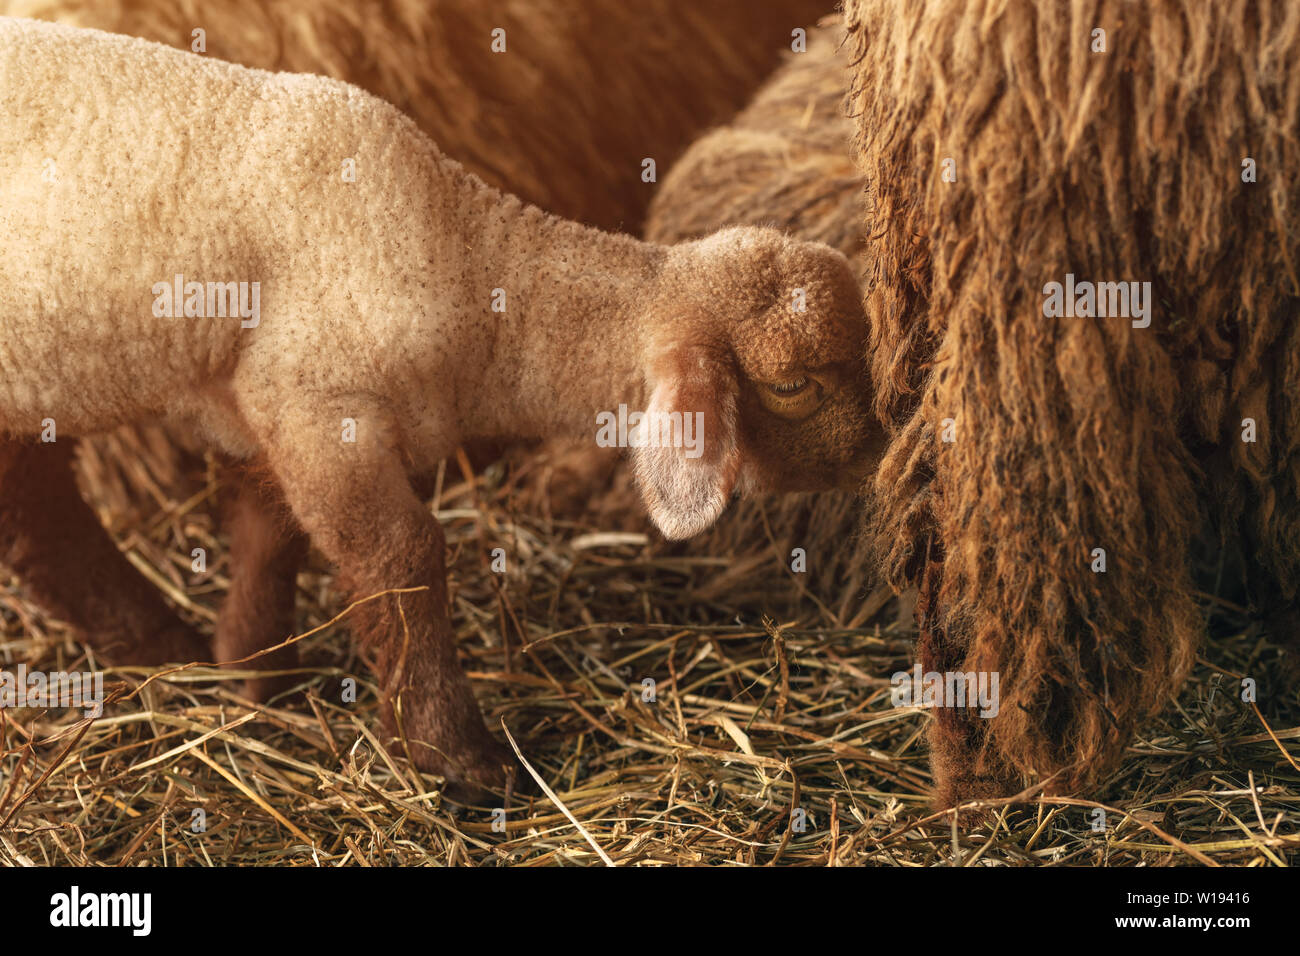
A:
[0, 17, 455, 437]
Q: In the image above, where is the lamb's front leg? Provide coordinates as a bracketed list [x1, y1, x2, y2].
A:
[255, 414, 514, 793]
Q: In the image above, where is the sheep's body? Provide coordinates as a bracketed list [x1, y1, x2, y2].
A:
[0, 17, 874, 790]
[1, 17, 649, 461]
[843, 0, 1300, 804]
[4, 25, 338, 445]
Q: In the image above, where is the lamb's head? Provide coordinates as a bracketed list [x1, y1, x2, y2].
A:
[634, 227, 879, 540]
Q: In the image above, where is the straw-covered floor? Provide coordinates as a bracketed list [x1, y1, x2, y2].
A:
[1, 433, 1297, 866]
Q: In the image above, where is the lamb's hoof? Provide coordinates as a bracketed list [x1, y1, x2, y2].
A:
[237, 672, 304, 706]
[88, 622, 207, 668]
[411, 737, 532, 806]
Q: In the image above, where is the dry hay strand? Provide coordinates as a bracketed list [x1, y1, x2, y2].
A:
[2, 450, 1296, 866]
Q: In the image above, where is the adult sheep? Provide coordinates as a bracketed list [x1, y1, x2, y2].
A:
[651, 4, 1300, 806]
[844, 0, 1300, 804]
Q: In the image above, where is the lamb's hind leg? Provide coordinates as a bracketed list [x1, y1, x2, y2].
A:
[212, 457, 309, 701]
[254, 411, 514, 793]
[0, 439, 206, 664]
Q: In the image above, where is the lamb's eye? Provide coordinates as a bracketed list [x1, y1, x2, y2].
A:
[767, 377, 810, 395]
[757, 374, 827, 419]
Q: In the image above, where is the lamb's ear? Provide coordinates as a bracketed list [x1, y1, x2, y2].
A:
[631, 347, 740, 540]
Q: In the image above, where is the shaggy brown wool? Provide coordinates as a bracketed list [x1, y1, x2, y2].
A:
[844, 0, 1300, 803]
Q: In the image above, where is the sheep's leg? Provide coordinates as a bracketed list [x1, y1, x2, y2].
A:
[917, 628, 1008, 808]
[212, 460, 308, 701]
[0, 439, 206, 665]
[259, 424, 514, 792]
[211, 446, 518, 706]
[915, 551, 1016, 808]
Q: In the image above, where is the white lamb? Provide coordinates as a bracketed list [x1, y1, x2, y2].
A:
[0, 17, 877, 792]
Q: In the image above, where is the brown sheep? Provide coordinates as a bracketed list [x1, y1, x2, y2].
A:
[649, 4, 1300, 806]
[844, 0, 1300, 804]
[0, 18, 879, 791]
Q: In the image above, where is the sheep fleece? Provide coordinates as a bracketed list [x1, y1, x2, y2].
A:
[845, 0, 1300, 803]
[4, 0, 830, 233]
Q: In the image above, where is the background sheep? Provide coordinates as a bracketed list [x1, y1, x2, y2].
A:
[0, 17, 877, 790]
[645, 19, 862, 271]
[844, 0, 1300, 804]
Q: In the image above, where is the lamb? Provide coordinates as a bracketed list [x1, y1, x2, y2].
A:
[842, 0, 1300, 804]
[1, 0, 834, 696]
[0, 17, 878, 791]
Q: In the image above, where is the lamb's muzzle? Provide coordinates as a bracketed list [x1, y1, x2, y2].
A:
[0, 16, 879, 792]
